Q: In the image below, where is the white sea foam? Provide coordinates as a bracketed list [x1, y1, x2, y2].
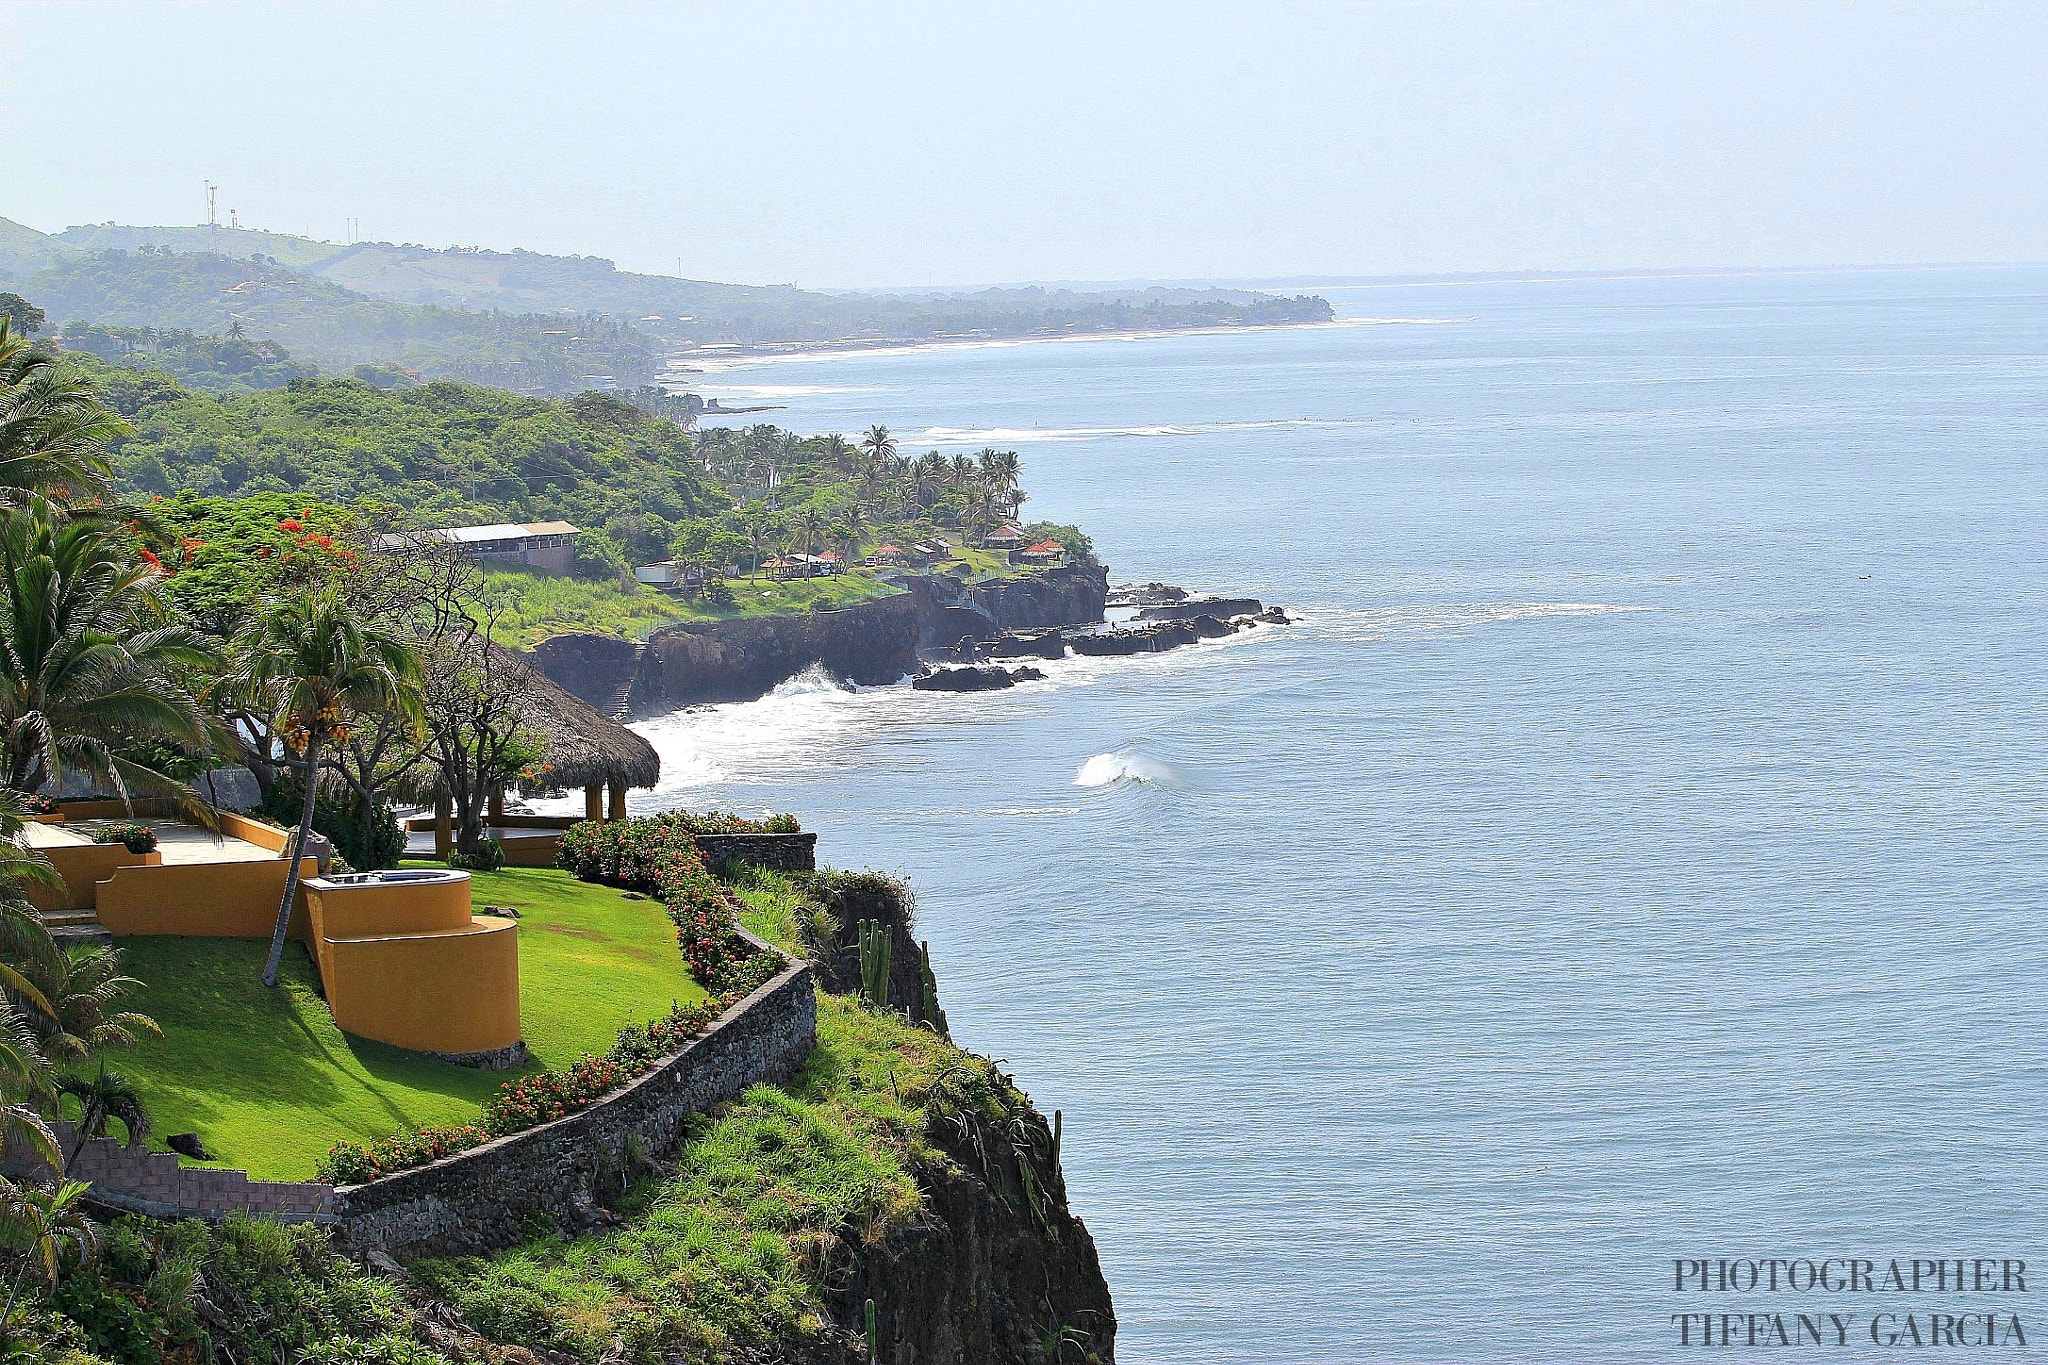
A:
[911, 417, 1365, 446]
[1317, 601, 1651, 641]
[673, 315, 1466, 374]
[1075, 751, 1177, 787]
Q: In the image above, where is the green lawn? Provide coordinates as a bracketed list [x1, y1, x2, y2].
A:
[114, 867, 703, 1180]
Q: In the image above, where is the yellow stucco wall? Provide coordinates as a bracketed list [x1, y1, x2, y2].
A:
[316, 918, 521, 1055]
[299, 875, 521, 1056]
[96, 858, 318, 938]
[29, 845, 160, 912]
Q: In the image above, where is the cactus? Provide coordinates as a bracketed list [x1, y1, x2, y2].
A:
[858, 919, 892, 1007]
[865, 1296, 879, 1359]
[919, 940, 951, 1038]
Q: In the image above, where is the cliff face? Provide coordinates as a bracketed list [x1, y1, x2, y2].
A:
[797, 873, 1116, 1365]
[822, 1104, 1115, 1365]
[531, 564, 1109, 717]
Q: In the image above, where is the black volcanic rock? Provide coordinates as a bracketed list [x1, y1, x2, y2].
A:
[912, 665, 1045, 692]
[983, 629, 1067, 660]
[1069, 621, 1202, 655]
[1107, 581, 1188, 606]
[1136, 596, 1264, 621]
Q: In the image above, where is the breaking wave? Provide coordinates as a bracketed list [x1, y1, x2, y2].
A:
[1074, 751, 1177, 788]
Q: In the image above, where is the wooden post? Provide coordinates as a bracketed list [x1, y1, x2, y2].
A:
[584, 784, 604, 822]
[433, 789, 452, 860]
[607, 780, 628, 821]
[488, 787, 505, 822]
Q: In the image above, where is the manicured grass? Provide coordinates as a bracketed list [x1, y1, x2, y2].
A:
[115, 867, 703, 1180]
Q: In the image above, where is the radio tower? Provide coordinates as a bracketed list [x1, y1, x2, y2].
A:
[205, 181, 219, 245]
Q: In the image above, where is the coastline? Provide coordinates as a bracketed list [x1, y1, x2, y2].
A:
[662, 315, 1363, 375]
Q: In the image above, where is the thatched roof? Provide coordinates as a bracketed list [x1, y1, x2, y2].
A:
[497, 646, 660, 792]
[387, 645, 659, 801]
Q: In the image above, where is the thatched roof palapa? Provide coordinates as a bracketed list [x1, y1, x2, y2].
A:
[496, 645, 660, 793]
[388, 645, 659, 802]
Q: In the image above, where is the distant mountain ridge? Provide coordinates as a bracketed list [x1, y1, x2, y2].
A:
[0, 214, 1333, 395]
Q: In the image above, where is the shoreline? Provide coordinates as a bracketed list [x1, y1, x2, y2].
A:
[661, 315, 1357, 375]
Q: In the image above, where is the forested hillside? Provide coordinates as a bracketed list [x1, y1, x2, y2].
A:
[88, 361, 713, 564]
[7, 247, 656, 393]
[5, 216, 1334, 374]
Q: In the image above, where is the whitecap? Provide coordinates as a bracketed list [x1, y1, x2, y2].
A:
[1074, 751, 1177, 788]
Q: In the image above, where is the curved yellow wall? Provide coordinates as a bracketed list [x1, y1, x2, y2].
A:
[30, 845, 160, 913]
[317, 919, 521, 1056]
[300, 876, 523, 1057]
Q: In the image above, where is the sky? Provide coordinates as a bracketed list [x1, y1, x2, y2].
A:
[1, 0, 2042, 290]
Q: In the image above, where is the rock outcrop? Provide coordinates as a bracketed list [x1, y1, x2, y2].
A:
[1135, 596, 1264, 622]
[533, 565, 1108, 717]
[912, 664, 1046, 692]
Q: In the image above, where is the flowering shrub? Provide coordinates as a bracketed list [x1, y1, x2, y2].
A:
[20, 792, 58, 815]
[667, 809, 802, 835]
[315, 996, 740, 1184]
[556, 814, 781, 993]
[316, 1122, 491, 1185]
[93, 822, 158, 854]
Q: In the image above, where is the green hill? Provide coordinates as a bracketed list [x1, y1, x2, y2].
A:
[56, 220, 343, 267]
[0, 214, 76, 270]
[8, 248, 656, 393]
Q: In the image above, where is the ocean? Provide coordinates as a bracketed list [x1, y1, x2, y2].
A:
[663, 265, 2048, 1361]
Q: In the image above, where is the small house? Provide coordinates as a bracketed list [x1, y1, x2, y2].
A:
[634, 559, 701, 591]
[1020, 538, 1066, 565]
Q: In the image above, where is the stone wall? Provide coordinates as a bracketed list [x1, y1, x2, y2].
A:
[330, 930, 817, 1258]
[689, 830, 817, 872]
[5, 1121, 334, 1223]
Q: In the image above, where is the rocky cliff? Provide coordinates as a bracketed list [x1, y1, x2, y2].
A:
[531, 565, 1109, 717]
[796, 871, 1116, 1365]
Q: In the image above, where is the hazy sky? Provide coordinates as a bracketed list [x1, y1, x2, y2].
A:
[2, 0, 2041, 289]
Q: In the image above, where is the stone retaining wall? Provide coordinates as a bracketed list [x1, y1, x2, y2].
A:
[330, 929, 816, 1257]
[689, 830, 817, 872]
[6, 1121, 334, 1223]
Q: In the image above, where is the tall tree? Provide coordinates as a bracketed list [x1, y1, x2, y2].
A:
[793, 506, 826, 578]
[859, 424, 896, 465]
[0, 321, 124, 502]
[225, 587, 423, 987]
[0, 504, 216, 801]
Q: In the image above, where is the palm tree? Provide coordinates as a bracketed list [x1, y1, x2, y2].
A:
[949, 453, 978, 487]
[838, 505, 868, 566]
[226, 588, 423, 987]
[55, 1067, 146, 1173]
[224, 319, 248, 342]
[821, 433, 854, 471]
[0, 1177, 95, 1330]
[0, 1001, 56, 1174]
[982, 448, 1022, 512]
[0, 322, 124, 503]
[912, 452, 947, 509]
[859, 424, 896, 464]
[0, 504, 216, 800]
[792, 507, 827, 579]
[15, 943, 158, 1074]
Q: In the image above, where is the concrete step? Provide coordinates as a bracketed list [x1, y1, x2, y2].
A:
[47, 921, 112, 948]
